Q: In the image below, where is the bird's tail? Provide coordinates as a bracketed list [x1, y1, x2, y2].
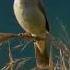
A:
[34, 39, 49, 69]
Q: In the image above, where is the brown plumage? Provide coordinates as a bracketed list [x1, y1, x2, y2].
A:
[13, 0, 49, 69]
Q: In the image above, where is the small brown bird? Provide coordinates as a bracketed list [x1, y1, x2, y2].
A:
[13, 0, 49, 69]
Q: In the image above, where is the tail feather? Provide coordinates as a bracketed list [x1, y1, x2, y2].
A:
[34, 40, 49, 69]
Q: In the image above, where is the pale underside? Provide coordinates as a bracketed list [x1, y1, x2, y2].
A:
[13, 1, 46, 36]
[13, 0, 47, 54]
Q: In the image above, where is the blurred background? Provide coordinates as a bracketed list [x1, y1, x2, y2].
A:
[0, 0, 70, 70]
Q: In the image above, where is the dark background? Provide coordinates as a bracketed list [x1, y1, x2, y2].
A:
[0, 0, 70, 69]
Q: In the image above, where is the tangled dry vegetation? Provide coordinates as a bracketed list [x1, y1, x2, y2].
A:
[0, 33, 70, 70]
[0, 24, 70, 70]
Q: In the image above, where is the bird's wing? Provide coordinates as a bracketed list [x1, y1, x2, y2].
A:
[38, 0, 49, 32]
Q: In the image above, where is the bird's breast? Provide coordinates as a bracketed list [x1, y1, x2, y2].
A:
[13, 1, 46, 35]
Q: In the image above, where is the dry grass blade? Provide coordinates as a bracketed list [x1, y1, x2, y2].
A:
[15, 57, 33, 70]
[0, 32, 45, 43]
[60, 50, 67, 70]
[20, 40, 33, 53]
[0, 33, 18, 42]
[47, 33, 70, 58]
[1, 41, 15, 70]
[49, 46, 54, 70]
[5, 41, 15, 70]
[68, 58, 70, 69]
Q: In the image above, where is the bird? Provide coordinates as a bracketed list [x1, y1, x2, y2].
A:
[13, 0, 49, 69]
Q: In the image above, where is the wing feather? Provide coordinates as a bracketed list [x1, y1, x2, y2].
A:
[38, 0, 49, 32]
